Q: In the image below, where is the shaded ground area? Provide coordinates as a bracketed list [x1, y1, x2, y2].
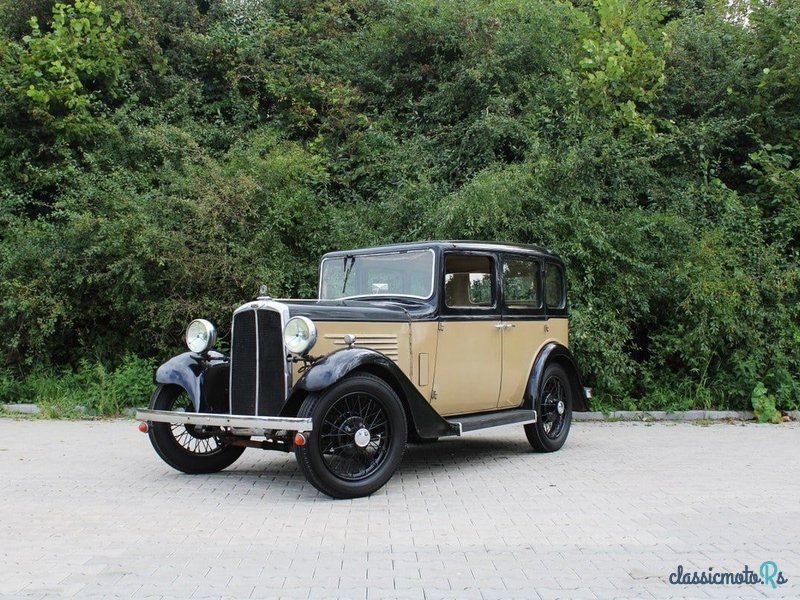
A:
[0, 419, 798, 599]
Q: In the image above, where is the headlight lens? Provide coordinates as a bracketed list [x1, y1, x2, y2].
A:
[283, 316, 317, 355]
[185, 319, 217, 353]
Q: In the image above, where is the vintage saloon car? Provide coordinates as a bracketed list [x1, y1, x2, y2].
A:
[137, 241, 590, 498]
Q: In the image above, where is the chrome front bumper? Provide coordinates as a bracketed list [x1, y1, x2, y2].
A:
[136, 409, 313, 432]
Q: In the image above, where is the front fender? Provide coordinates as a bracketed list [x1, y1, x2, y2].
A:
[523, 343, 588, 411]
[294, 347, 393, 392]
[154, 351, 227, 413]
[291, 348, 458, 439]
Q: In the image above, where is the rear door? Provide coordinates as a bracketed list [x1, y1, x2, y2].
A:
[496, 255, 548, 408]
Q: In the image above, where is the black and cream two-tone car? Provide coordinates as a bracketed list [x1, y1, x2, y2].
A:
[137, 241, 590, 498]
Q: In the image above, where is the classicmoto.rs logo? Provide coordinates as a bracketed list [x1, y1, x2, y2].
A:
[669, 562, 788, 588]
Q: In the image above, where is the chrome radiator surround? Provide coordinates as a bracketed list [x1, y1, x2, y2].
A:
[229, 300, 291, 416]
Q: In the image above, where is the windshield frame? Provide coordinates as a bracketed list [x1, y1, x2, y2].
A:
[318, 249, 437, 301]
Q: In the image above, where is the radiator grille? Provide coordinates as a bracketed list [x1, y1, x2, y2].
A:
[256, 310, 285, 415]
[230, 308, 286, 416]
[230, 311, 257, 415]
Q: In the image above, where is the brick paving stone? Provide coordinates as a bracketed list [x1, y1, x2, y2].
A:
[1, 419, 798, 600]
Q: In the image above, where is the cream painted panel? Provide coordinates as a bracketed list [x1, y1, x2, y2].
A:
[432, 321, 502, 416]
[291, 321, 411, 383]
[409, 322, 439, 400]
[497, 318, 570, 408]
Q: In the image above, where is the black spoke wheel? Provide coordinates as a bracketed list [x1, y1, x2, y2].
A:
[319, 391, 391, 480]
[295, 374, 407, 498]
[148, 384, 246, 474]
[524, 364, 573, 452]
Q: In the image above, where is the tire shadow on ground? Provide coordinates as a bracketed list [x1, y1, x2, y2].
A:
[148, 433, 539, 500]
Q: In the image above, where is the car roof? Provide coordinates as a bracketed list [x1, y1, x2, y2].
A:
[321, 240, 563, 262]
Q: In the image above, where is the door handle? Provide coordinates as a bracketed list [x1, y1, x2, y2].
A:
[495, 322, 514, 329]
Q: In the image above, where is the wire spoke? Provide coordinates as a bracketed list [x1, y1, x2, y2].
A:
[163, 391, 227, 456]
[324, 441, 358, 454]
[540, 375, 567, 439]
[319, 390, 391, 481]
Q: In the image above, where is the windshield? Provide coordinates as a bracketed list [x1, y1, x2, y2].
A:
[319, 250, 435, 300]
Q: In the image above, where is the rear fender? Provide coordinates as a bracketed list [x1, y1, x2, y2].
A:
[523, 343, 588, 411]
[153, 351, 228, 413]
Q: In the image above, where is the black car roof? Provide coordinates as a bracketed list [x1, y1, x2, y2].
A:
[321, 240, 563, 263]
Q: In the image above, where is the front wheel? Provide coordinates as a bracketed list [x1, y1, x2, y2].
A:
[147, 384, 245, 474]
[524, 364, 573, 452]
[295, 373, 407, 499]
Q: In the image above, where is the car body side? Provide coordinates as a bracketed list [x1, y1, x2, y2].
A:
[154, 242, 587, 442]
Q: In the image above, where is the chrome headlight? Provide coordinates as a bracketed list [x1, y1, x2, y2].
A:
[283, 316, 317, 355]
[185, 319, 217, 353]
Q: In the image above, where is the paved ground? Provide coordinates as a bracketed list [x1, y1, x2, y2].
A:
[0, 419, 798, 600]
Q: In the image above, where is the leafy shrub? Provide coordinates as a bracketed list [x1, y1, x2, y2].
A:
[0, 355, 153, 417]
[0, 0, 128, 140]
[751, 382, 782, 424]
[0, 0, 797, 413]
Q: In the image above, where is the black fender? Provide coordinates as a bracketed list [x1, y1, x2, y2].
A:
[522, 343, 589, 412]
[287, 348, 458, 439]
[153, 351, 228, 413]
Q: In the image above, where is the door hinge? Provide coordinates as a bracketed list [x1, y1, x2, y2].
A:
[437, 322, 444, 331]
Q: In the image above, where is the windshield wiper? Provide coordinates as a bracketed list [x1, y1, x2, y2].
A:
[341, 255, 356, 294]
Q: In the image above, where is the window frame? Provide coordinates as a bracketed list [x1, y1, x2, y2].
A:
[439, 251, 501, 319]
[499, 254, 545, 319]
[318, 248, 436, 301]
[543, 261, 567, 313]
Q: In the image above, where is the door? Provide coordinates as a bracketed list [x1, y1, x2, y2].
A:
[497, 256, 548, 408]
[432, 253, 502, 416]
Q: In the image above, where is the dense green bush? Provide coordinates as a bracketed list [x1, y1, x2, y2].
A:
[0, 354, 154, 416]
[0, 0, 797, 412]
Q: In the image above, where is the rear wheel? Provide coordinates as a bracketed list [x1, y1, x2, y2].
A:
[524, 364, 573, 452]
[295, 373, 407, 498]
[147, 384, 245, 474]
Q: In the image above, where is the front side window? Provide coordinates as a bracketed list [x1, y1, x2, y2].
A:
[502, 258, 540, 308]
[544, 262, 565, 309]
[444, 254, 494, 308]
[319, 249, 435, 300]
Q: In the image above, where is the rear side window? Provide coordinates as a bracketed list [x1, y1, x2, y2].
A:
[544, 262, 565, 309]
[444, 254, 494, 308]
[502, 258, 540, 308]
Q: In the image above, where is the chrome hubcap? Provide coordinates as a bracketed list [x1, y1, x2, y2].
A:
[557, 400, 565, 415]
[354, 428, 371, 448]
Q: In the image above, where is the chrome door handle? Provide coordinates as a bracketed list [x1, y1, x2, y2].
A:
[495, 322, 514, 329]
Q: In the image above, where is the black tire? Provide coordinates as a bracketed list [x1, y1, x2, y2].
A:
[147, 384, 246, 474]
[295, 373, 407, 499]
[524, 364, 573, 452]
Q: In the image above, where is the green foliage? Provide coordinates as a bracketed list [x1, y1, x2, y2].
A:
[574, 0, 670, 132]
[0, 0, 798, 414]
[0, 0, 127, 140]
[0, 354, 153, 417]
[751, 382, 782, 424]
[743, 144, 800, 247]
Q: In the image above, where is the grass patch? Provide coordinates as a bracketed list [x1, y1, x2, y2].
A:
[0, 355, 154, 418]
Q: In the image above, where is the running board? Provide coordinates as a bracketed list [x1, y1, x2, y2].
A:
[447, 409, 537, 436]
